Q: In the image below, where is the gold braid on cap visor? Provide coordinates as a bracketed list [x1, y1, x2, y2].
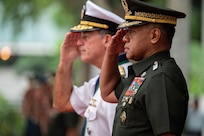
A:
[80, 21, 109, 29]
[125, 12, 177, 25]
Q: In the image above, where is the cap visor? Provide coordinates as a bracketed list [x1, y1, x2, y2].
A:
[70, 24, 100, 32]
[117, 21, 149, 29]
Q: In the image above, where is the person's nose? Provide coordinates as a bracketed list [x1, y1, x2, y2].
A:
[76, 38, 83, 46]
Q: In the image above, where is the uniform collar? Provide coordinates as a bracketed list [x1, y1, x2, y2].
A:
[128, 51, 170, 76]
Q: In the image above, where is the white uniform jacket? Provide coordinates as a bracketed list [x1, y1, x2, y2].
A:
[70, 54, 132, 136]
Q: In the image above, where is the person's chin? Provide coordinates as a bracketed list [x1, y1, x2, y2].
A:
[124, 49, 129, 56]
[125, 52, 131, 60]
[81, 56, 88, 62]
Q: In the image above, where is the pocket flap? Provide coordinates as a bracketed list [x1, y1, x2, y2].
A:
[84, 106, 97, 121]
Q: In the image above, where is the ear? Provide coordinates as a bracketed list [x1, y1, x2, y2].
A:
[150, 28, 161, 44]
[103, 34, 112, 48]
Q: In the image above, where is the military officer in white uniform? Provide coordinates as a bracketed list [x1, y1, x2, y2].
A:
[53, 1, 132, 136]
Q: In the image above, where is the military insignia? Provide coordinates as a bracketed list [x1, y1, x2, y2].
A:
[120, 111, 127, 123]
[121, 96, 129, 106]
[124, 89, 135, 97]
[122, 96, 129, 102]
[153, 61, 158, 71]
[121, 0, 132, 16]
[141, 71, 147, 77]
[120, 77, 145, 107]
[118, 65, 126, 77]
[122, 102, 126, 107]
[125, 77, 145, 96]
[81, 5, 85, 19]
[89, 98, 97, 107]
[128, 97, 133, 104]
[91, 98, 96, 103]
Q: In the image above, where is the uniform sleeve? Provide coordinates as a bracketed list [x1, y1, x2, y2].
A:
[145, 73, 188, 135]
[115, 78, 125, 100]
[70, 76, 99, 117]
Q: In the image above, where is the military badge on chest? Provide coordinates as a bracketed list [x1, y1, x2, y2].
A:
[120, 76, 145, 123]
[121, 76, 145, 107]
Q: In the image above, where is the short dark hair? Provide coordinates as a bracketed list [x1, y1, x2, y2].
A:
[158, 24, 175, 44]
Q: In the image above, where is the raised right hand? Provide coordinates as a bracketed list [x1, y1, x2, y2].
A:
[106, 29, 127, 55]
[60, 32, 81, 61]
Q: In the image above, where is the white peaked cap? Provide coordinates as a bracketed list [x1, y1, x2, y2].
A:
[70, 0, 125, 32]
[85, 0, 125, 24]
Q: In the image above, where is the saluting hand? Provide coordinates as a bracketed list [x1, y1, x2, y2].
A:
[60, 32, 81, 62]
[106, 29, 127, 55]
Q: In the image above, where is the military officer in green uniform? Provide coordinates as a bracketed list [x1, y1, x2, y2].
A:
[99, 0, 189, 135]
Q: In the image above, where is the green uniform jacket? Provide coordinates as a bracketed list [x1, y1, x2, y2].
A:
[113, 51, 189, 136]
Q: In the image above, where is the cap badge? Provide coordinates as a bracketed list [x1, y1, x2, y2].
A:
[121, 0, 132, 16]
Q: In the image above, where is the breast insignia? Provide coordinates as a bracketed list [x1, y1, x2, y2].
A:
[120, 111, 127, 123]
[118, 65, 126, 77]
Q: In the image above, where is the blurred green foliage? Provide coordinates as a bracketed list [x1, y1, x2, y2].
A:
[13, 56, 58, 76]
[189, 41, 204, 97]
[0, 94, 25, 136]
[0, 0, 166, 35]
[191, 0, 202, 41]
[0, 0, 86, 36]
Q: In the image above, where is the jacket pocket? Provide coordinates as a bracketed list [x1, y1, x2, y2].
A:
[84, 106, 97, 121]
